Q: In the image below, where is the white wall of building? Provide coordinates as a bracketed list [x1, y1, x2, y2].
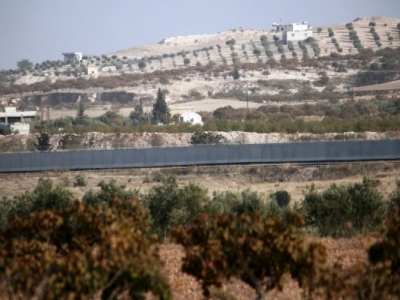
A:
[10, 123, 30, 135]
[87, 66, 98, 76]
[179, 112, 203, 125]
[284, 30, 313, 42]
[274, 22, 313, 43]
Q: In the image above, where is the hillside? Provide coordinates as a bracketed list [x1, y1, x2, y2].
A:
[6, 16, 400, 84]
[1, 16, 400, 114]
[109, 16, 400, 70]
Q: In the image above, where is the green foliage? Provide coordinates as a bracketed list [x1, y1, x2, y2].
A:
[73, 174, 87, 187]
[129, 104, 150, 125]
[190, 131, 227, 145]
[206, 190, 290, 222]
[138, 60, 146, 69]
[0, 178, 74, 227]
[232, 68, 240, 80]
[271, 190, 291, 207]
[144, 175, 209, 238]
[346, 22, 353, 30]
[173, 212, 326, 299]
[150, 133, 164, 147]
[76, 101, 86, 124]
[225, 39, 236, 46]
[17, 59, 33, 71]
[183, 58, 190, 65]
[287, 41, 294, 51]
[35, 131, 51, 151]
[152, 88, 170, 124]
[0, 199, 171, 299]
[83, 179, 139, 210]
[370, 62, 380, 70]
[58, 133, 80, 150]
[302, 178, 386, 237]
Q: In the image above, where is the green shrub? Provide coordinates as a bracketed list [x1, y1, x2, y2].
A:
[60, 176, 71, 187]
[190, 131, 227, 144]
[73, 174, 87, 187]
[144, 175, 209, 238]
[150, 133, 164, 147]
[0, 178, 74, 227]
[138, 60, 146, 69]
[35, 131, 51, 151]
[206, 189, 265, 216]
[272, 190, 291, 207]
[58, 133, 80, 150]
[302, 178, 386, 237]
[0, 199, 171, 299]
[83, 179, 139, 210]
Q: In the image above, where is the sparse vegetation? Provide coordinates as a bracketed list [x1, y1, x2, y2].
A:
[190, 131, 227, 145]
[2, 164, 400, 299]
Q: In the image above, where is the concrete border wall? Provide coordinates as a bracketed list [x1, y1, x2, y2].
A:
[1, 139, 399, 173]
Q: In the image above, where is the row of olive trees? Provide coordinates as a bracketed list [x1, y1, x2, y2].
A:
[2, 175, 400, 298]
[3, 174, 399, 238]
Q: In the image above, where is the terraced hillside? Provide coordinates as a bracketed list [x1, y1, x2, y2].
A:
[107, 16, 400, 73]
[1, 16, 399, 110]
[6, 16, 399, 87]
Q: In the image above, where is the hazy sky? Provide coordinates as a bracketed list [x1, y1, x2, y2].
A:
[1, 0, 399, 70]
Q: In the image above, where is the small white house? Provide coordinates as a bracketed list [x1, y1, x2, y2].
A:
[179, 111, 203, 125]
[272, 21, 313, 44]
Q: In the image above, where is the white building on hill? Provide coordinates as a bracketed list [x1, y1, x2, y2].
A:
[272, 21, 313, 44]
[62, 52, 83, 63]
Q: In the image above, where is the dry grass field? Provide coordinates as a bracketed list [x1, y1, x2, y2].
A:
[1, 161, 399, 204]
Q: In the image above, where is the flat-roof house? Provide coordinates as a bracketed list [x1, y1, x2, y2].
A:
[272, 21, 313, 44]
[179, 111, 203, 125]
[62, 52, 83, 64]
[0, 107, 36, 134]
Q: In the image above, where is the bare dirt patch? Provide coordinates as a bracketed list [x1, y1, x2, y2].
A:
[160, 236, 371, 300]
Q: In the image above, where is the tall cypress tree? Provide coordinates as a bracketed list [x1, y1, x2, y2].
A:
[152, 88, 170, 124]
[76, 101, 86, 124]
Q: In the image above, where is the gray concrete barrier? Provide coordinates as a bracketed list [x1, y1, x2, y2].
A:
[0, 139, 399, 173]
